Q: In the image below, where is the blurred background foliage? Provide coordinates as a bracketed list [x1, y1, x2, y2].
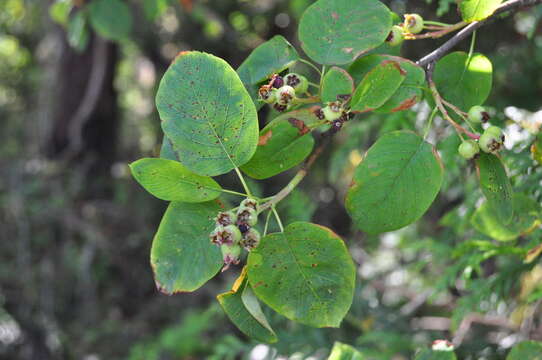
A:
[1, 0, 542, 359]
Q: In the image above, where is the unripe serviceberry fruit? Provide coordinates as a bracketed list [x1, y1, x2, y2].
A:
[458, 140, 479, 159]
[241, 228, 261, 251]
[468, 105, 490, 124]
[386, 25, 405, 46]
[404, 14, 424, 34]
[239, 198, 258, 212]
[258, 85, 277, 104]
[210, 225, 241, 246]
[284, 73, 309, 94]
[322, 101, 343, 121]
[215, 210, 237, 226]
[277, 85, 296, 106]
[479, 126, 505, 153]
[237, 208, 258, 227]
[221, 243, 241, 270]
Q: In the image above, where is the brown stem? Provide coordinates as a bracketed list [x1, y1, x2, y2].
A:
[406, 21, 466, 40]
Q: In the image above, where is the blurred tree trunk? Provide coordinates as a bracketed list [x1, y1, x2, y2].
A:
[47, 30, 119, 197]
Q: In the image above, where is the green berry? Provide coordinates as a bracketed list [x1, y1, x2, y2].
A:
[386, 25, 404, 46]
[215, 210, 237, 226]
[404, 14, 424, 34]
[221, 243, 242, 269]
[479, 126, 505, 153]
[258, 85, 277, 104]
[284, 73, 309, 94]
[209, 226, 223, 245]
[210, 224, 241, 245]
[277, 85, 296, 105]
[468, 105, 489, 124]
[458, 140, 479, 159]
[239, 198, 258, 212]
[241, 228, 261, 250]
[322, 102, 343, 121]
[237, 209, 257, 226]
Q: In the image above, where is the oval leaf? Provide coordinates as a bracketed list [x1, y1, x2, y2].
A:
[217, 279, 278, 343]
[156, 51, 259, 176]
[460, 0, 502, 22]
[471, 193, 540, 241]
[349, 55, 425, 112]
[89, 0, 132, 42]
[321, 66, 355, 103]
[346, 131, 444, 234]
[506, 341, 542, 360]
[237, 36, 299, 109]
[160, 137, 176, 161]
[247, 222, 356, 328]
[130, 158, 222, 202]
[433, 52, 493, 111]
[475, 152, 513, 224]
[350, 61, 406, 112]
[240, 111, 315, 179]
[298, 0, 392, 65]
[151, 201, 223, 294]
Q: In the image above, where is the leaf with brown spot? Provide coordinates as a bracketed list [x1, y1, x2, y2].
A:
[258, 130, 273, 145]
[151, 201, 223, 294]
[288, 118, 310, 135]
[247, 222, 356, 327]
[241, 110, 315, 179]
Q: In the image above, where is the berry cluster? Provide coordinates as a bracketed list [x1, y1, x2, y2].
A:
[458, 106, 505, 159]
[258, 73, 309, 112]
[314, 100, 353, 133]
[385, 13, 424, 46]
[209, 198, 261, 271]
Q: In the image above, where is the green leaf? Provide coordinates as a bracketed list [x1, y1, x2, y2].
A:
[321, 66, 355, 103]
[151, 201, 223, 294]
[471, 193, 540, 241]
[143, 0, 170, 20]
[156, 51, 259, 176]
[346, 131, 443, 234]
[349, 55, 425, 112]
[67, 11, 89, 53]
[350, 60, 406, 112]
[328, 342, 364, 360]
[129, 158, 222, 202]
[89, 0, 132, 42]
[531, 133, 542, 165]
[160, 137, 176, 161]
[247, 222, 356, 328]
[237, 36, 299, 109]
[414, 348, 457, 360]
[298, 0, 392, 65]
[460, 0, 502, 22]
[433, 52, 493, 111]
[475, 153, 513, 224]
[507, 340, 542, 360]
[240, 110, 315, 179]
[217, 279, 278, 343]
[49, 1, 72, 26]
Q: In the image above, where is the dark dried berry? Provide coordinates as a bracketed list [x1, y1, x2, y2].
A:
[238, 224, 249, 233]
[272, 75, 284, 88]
[481, 111, 490, 123]
[331, 120, 343, 133]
